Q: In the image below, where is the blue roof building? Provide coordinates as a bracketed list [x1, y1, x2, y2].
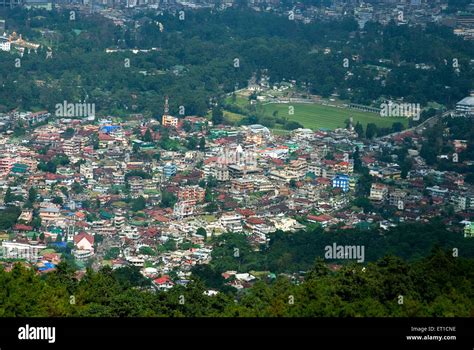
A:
[99, 125, 120, 134]
[332, 174, 350, 192]
[163, 163, 177, 178]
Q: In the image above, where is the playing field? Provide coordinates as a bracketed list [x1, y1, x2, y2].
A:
[262, 102, 408, 130]
[223, 110, 246, 123]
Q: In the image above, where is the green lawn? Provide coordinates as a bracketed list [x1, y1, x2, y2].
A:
[262, 102, 408, 130]
[223, 110, 246, 124]
[223, 95, 408, 131]
[225, 95, 249, 108]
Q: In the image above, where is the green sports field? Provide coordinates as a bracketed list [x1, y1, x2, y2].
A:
[262, 102, 408, 130]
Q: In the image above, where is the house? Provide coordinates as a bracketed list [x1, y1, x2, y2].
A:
[73, 233, 94, 251]
[456, 93, 474, 116]
[0, 34, 10, 52]
[231, 178, 255, 193]
[153, 275, 175, 291]
[18, 210, 33, 223]
[178, 185, 205, 202]
[163, 163, 177, 178]
[464, 222, 474, 238]
[162, 115, 179, 127]
[288, 159, 308, 177]
[24, 0, 53, 11]
[39, 206, 63, 226]
[389, 190, 407, 207]
[307, 214, 333, 227]
[332, 174, 350, 192]
[235, 273, 256, 282]
[174, 200, 196, 217]
[426, 185, 449, 197]
[219, 212, 243, 232]
[13, 224, 33, 233]
[98, 133, 115, 148]
[369, 183, 388, 201]
[1, 241, 47, 261]
[270, 217, 305, 232]
[72, 232, 94, 260]
[452, 193, 474, 212]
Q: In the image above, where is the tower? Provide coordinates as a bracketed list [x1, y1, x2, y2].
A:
[164, 96, 169, 115]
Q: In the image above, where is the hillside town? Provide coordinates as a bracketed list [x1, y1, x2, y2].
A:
[4, 0, 474, 40]
[0, 88, 472, 291]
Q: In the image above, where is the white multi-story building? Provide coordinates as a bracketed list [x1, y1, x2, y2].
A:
[80, 163, 94, 181]
[0, 34, 10, 52]
[389, 190, 407, 207]
[113, 172, 125, 186]
[39, 206, 64, 226]
[219, 212, 243, 233]
[456, 93, 474, 116]
[214, 163, 230, 182]
[1, 241, 46, 261]
[174, 200, 196, 218]
[369, 183, 388, 201]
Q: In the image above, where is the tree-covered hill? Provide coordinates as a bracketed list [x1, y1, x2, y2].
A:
[0, 248, 472, 317]
[0, 8, 472, 116]
[203, 220, 474, 275]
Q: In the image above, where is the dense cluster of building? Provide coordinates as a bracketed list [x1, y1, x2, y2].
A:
[0, 87, 472, 290]
[3, 0, 474, 38]
[0, 0, 473, 290]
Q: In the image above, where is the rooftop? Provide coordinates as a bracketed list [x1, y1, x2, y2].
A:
[457, 96, 474, 106]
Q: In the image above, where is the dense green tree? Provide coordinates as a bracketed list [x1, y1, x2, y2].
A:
[4, 187, 14, 204]
[112, 266, 151, 288]
[196, 227, 207, 238]
[28, 187, 38, 203]
[143, 129, 154, 143]
[0, 206, 21, 229]
[354, 122, 364, 138]
[160, 191, 177, 208]
[105, 247, 121, 260]
[366, 123, 378, 139]
[139, 246, 156, 256]
[212, 107, 224, 125]
[52, 196, 63, 205]
[199, 137, 206, 151]
[32, 216, 42, 229]
[72, 182, 83, 194]
[131, 196, 146, 211]
[182, 120, 193, 132]
[0, 247, 472, 317]
[186, 136, 198, 150]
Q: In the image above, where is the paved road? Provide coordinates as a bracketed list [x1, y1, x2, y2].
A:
[378, 110, 454, 141]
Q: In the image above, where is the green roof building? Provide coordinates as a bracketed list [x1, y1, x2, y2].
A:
[11, 163, 28, 174]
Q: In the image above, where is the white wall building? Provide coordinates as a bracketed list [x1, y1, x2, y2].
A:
[1, 241, 46, 261]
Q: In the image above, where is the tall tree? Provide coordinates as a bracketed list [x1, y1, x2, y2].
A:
[212, 107, 224, 125]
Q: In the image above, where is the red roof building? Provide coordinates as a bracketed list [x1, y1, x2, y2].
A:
[74, 233, 94, 250]
[14, 224, 33, 231]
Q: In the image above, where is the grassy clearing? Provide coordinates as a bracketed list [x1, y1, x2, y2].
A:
[262, 102, 408, 130]
[223, 94, 408, 130]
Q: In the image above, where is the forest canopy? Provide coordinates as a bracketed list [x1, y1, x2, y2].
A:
[0, 8, 472, 116]
[0, 248, 472, 317]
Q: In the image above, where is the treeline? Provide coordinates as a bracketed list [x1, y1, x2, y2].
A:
[419, 115, 474, 183]
[202, 220, 474, 275]
[0, 249, 473, 316]
[422, 116, 474, 158]
[0, 8, 472, 116]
